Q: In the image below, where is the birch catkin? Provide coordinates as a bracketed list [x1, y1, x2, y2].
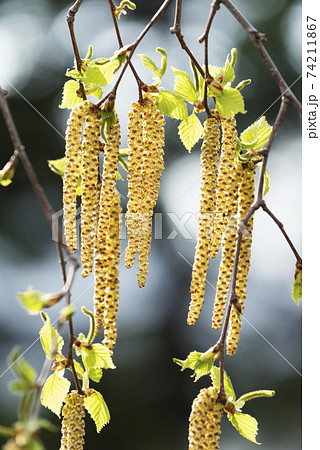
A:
[209, 116, 238, 260]
[125, 101, 144, 269]
[187, 111, 220, 325]
[137, 97, 165, 288]
[94, 115, 121, 335]
[80, 106, 101, 278]
[60, 391, 85, 450]
[227, 162, 256, 355]
[63, 101, 91, 253]
[102, 189, 122, 355]
[125, 96, 165, 288]
[211, 167, 240, 330]
[188, 386, 223, 450]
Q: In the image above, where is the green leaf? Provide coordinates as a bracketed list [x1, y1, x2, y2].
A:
[85, 83, 103, 100]
[17, 287, 46, 315]
[173, 350, 215, 382]
[172, 67, 198, 103]
[88, 368, 103, 383]
[0, 161, 15, 186]
[235, 390, 275, 411]
[222, 57, 235, 85]
[156, 90, 188, 121]
[48, 157, 66, 177]
[240, 116, 272, 151]
[292, 279, 302, 306]
[137, 54, 160, 78]
[84, 390, 110, 432]
[82, 344, 115, 371]
[210, 367, 235, 401]
[39, 313, 64, 360]
[71, 360, 85, 380]
[228, 411, 260, 445]
[59, 80, 83, 109]
[8, 347, 37, 384]
[82, 66, 108, 87]
[263, 168, 270, 197]
[215, 87, 246, 118]
[41, 372, 70, 417]
[178, 112, 203, 152]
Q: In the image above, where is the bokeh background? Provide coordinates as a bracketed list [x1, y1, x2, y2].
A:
[0, 0, 301, 449]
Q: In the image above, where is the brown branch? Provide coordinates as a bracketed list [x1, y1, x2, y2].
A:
[66, 0, 87, 100]
[219, 0, 302, 114]
[170, 0, 211, 117]
[98, 0, 173, 106]
[107, 0, 144, 101]
[198, 0, 221, 44]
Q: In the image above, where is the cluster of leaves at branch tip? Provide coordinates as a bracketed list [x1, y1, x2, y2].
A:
[174, 351, 275, 445]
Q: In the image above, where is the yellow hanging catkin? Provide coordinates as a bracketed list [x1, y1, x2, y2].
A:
[63, 101, 91, 253]
[187, 111, 220, 325]
[211, 167, 240, 330]
[209, 116, 238, 260]
[188, 386, 223, 450]
[60, 391, 85, 450]
[102, 189, 122, 355]
[137, 96, 165, 288]
[81, 105, 101, 278]
[94, 115, 121, 335]
[227, 161, 256, 355]
[125, 101, 144, 269]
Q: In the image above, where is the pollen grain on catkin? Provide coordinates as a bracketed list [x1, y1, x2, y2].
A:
[227, 161, 256, 355]
[94, 115, 121, 335]
[187, 110, 220, 325]
[81, 105, 102, 278]
[209, 116, 238, 260]
[63, 100, 91, 253]
[60, 391, 85, 450]
[188, 386, 223, 450]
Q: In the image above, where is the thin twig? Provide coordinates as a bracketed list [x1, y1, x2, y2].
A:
[216, 96, 301, 397]
[98, 0, 173, 106]
[219, 0, 302, 114]
[107, 0, 144, 101]
[66, 0, 87, 100]
[198, 0, 221, 43]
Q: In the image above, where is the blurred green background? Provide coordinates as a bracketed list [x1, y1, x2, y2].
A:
[0, 0, 301, 449]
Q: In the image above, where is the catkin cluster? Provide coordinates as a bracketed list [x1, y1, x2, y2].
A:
[188, 111, 221, 325]
[63, 102, 122, 351]
[188, 386, 223, 450]
[189, 113, 256, 355]
[125, 96, 165, 287]
[60, 391, 85, 450]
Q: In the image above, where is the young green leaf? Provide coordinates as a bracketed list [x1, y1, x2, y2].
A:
[227, 411, 260, 445]
[210, 367, 235, 401]
[215, 87, 246, 118]
[137, 54, 160, 79]
[292, 278, 302, 306]
[81, 344, 115, 371]
[88, 368, 103, 383]
[240, 116, 272, 150]
[82, 66, 108, 87]
[59, 80, 83, 109]
[41, 372, 70, 417]
[71, 360, 85, 380]
[173, 351, 215, 381]
[85, 83, 103, 100]
[178, 112, 203, 152]
[263, 168, 270, 197]
[39, 313, 64, 360]
[172, 67, 198, 103]
[17, 287, 46, 315]
[48, 157, 66, 177]
[222, 57, 235, 85]
[156, 90, 188, 121]
[84, 390, 110, 432]
[0, 161, 15, 186]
